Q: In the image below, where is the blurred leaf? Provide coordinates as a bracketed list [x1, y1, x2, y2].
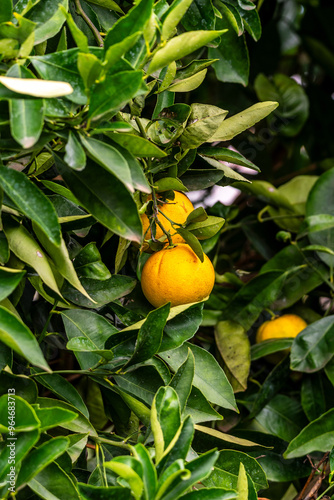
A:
[0, 75, 73, 98]
[251, 338, 293, 360]
[0, 232, 9, 265]
[181, 0, 215, 31]
[0, 267, 25, 301]
[147, 30, 226, 75]
[204, 450, 268, 491]
[0, 0, 12, 23]
[209, 9, 249, 85]
[0, 167, 61, 246]
[0, 306, 50, 372]
[284, 409, 334, 459]
[78, 484, 133, 499]
[290, 315, 334, 372]
[160, 342, 237, 411]
[162, 0, 194, 40]
[254, 73, 309, 136]
[306, 167, 334, 267]
[200, 155, 250, 184]
[194, 425, 268, 448]
[65, 131, 86, 171]
[210, 101, 279, 142]
[215, 320, 250, 392]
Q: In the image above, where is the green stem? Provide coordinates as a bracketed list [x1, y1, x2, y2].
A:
[30, 369, 109, 377]
[38, 300, 58, 344]
[91, 435, 132, 451]
[74, 0, 104, 47]
[317, 482, 334, 499]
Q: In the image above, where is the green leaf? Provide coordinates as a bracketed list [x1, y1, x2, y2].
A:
[86, 0, 123, 14]
[0, 430, 40, 484]
[17, 437, 69, 487]
[104, 456, 144, 500]
[67, 336, 114, 360]
[73, 242, 111, 280]
[126, 303, 170, 368]
[104, 0, 153, 49]
[33, 223, 93, 302]
[61, 309, 118, 369]
[31, 48, 86, 104]
[209, 101, 279, 142]
[198, 146, 260, 171]
[251, 338, 293, 361]
[176, 228, 204, 261]
[301, 373, 326, 422]
[256, 394, 306, 442]
[106, 132, 167, 158]
[215, 320, 250, 392]
[180, 489, 237, 500]
[0, 371, 37, 404]
[133, 443, 157, 500]
[0, 231, 9, 265]
[306, 167, 334, 267]
[26, 0, 68, 45]
[200, 155, 250, 184]
[0, 0, 13, 23]
[56, 155, 143, 243]
[181, 0, 215, 31]
[35, 406, 77, 431]
[60, 6, 88, 52]
[78, 484, 133, 500]
[162, 0, 194, 40]
[147, 30, 226, 75]
[4, 221, 62, 296]
[9, 98, 44, 149]
[204, 450, 268, 491]
[155, 176, 188, 192]
[152, 386, 181, 463]
[237, 463, 248, 500]
[0, 267, 25, 302]
[65, 131, 86, 171]
[185, 387, 222, 423]
[160, 342, 237, 410]
[0, 306, 50, 372]
[209, 9, 249, 85]
[0, 167, 61, 246]
[80, 135, 134, 192]
[180, 103, 228, 149]
[170, 347, 195, 412]
[30, 368, 89, 418]
[160, 302, 204, 352]
[222, 271, 287, 330]
[28, 462, 81, 500]
[284, 409, 334, 459]
[0, 394, 40, 433]
[290, 315, 334, 372]
[254, 73, 309, 136]
[186, 214, 225, 239]
[62, 275, 136, 308]
[78, 52, 103, 90]
[104, 32, 141, 71]
[89, 71, 144, 121]
[37, 397, 97, 436]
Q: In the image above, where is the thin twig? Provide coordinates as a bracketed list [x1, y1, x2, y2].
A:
[74, 0, 104, 47]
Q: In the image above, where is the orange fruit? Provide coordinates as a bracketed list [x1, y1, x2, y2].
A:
[141, 191, 194, 244]
[256, 314, 307, 363]
[141, 243, 215, 308]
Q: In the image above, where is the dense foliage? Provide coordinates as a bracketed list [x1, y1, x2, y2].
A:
[0, 0, 334, 499]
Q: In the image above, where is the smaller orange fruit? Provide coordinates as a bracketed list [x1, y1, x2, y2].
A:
[141, 243, 215, 308]
[255, 314, 307, 364]
[141, 191, 194, 244]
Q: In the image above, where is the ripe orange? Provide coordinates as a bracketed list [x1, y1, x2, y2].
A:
[256, 314, 307, 363]
[141, 243, 215, 308]
[141, 191, 194, 244]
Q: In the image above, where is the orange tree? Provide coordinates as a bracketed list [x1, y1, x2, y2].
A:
[0, 0, 334, 499]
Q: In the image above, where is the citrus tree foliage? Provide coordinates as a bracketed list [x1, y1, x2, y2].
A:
[0, 0, 334, 499]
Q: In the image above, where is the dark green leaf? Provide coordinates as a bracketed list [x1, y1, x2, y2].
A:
[186, 215, 225, 239]
[290, 315, 334, 372]
[106, 132, 167, 158]
[0, 167, 61, 245]
[251, 338, 293, 361]
[0, 0, 12, 23]
[0, 430, 40, 484]
[73, 242, 111, 280]
[9, 98, 44, 149]
[0, 306, 50, 372]
[169, 348, 195, 412]
[0, 371, 37, 404]
[28, 461, 81, 500]
[160, 302, 203, 352]
[78, 483, 133, 499]
[176, 228, 204, 261]
[198, 146, 260, 171]
[0, 267, 25, 302]
[301, 373, 326, 422]
[65, 131, 86, 171]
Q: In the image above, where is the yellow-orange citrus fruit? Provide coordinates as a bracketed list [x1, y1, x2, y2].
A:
[141, 191, 194, 244]
[256, 314, 307, 343]
[141, 243, 215, 308]
[256, 314, 307, 364]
